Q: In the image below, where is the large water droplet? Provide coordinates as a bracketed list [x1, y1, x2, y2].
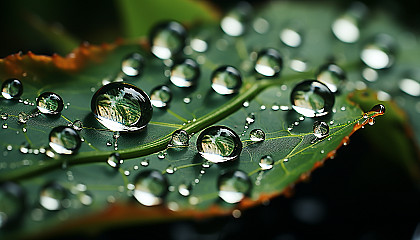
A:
[150, 21, 187, 59]
[133, 170, 169, 206]
[39, 182, 66, 211]
[399, 78, 420, 97]
[254, 48, 283, 77]
[91, 82, 153, 131]
[259, 155, 274, 170]
[220, 2, 252, 37]
[313, 121, 329, 139]
[0, 182, 25, 228]
[250, 129, 265, 142]
[150, 85, 172, 108]
[121, 52, 144, 78]
[36, 92, 64, 115]
[170, 58, 200, 87]
[332, 2, 367, 43]
[1, 78, 23, 100]
[211, 66, 242, 95]
[360, 34, 395, 70]
[107, 153, 122, 168]
[196, 126, 242, 163]
[169, 129, 189, 147]
[290, 80, 335, 117]
[49, 126, 81, 155]
[218, 170, 251, 204]
[315, 63, 346, 93]
[280, 28, 302, 47]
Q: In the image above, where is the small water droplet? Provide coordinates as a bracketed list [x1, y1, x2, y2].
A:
[260, 105, 266, 111]
[133, 170, 169, 206]
[2, 123, 7, 129]
[39, 182, 66, 211]
[259, 155, 274, 170]
[0, 182, 25, 228]
[1, 78, 23, 100]
[368, 117, 375, 125]
[121, 52, 144, 78]
[362, 68, 378, 82]
[165, 165, 177, 174]
[106, 140, 112, 147]
[71, 120, 83, 131]
[169, 129, 189, 147]
[190, 38, 208, 53]
[370, 104, 386, 115]
[178, 183, 191, 197]
[290, 80, 335, 117]
[107, 153, 121, 168]
[157, 151, 166, 159]
[250, 129, 265, 142]
[6, 145, 12, 151]
[220, 2, 252, 37]
[91, 82, 153, 131]
[1, 113, 8, 120]
[360, 34, 395, 70]
[19, 142, 30, 154]
[341, 106, 346, 111]
[271, 104, 280, 111]
[243, 101, 249, 108]
[332, 2, 367, 43]
[254, 48, 283, 77]
[280, 28, 302, 47]
[253, 17, 269, 34]
[218, 170, 251, 204]
[211, 66, 242, 95]
[140, 159, 149, 167]
[290, 58, 308, 72]
[170, 58, 200, 87]
[150, 85, 172, 108]
[313, 121, 330, 139]
[36, 92, 64, 115]
[183, 97, 191, 104]
[399, 78, 420, 97]
[78, 191, 93, 206]
[197, 126, 242, 163]
[49, 126, 81, 155]
[150, 21, 186, 59]
[245, 112, 255, 125]
[315, 63, 346, 93]
[18, 112, 29, 124]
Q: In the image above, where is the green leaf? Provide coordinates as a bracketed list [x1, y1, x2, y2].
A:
[0, 1, 403, 239]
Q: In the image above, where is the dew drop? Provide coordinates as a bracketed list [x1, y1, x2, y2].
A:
[399, 78, 420, 97]
[218, 170, 251, 204]
[49, 126, 81, 155]
[290, 80, 335, 117]
[107, 153, 121, 168]
[259, 155, 274, 170]
[78, 191, 93, 206]
[121, 52, 144, 78]
[183, 97, 191, 104]
[150, 21, 186, 59]
[254, 48, 283, 77]
[313, 121, 330, 139]
[245, 112, 255, 125]
[196, 126, 242, 163]
[1, 113, 8, 120]
[178, 183, 191, 197]
[250, 129, 265, 142]
[211, 66, 242, 95]
[2, 123, 7, 129]
[0, 182, 25, 229]
[140, 159, 149, 167]
[133, 170, 169, 206]
[36, 92, 64, 115]
[165, 165, 177, 174]
[362, 67, 378, 82]
[150, 85, 172, 108]
[360, 34, 395, 70]
[157, 151, 166, 159]
[170, 58, 200, 87]
[243, 101, 250, 108]
[253, 17, 269, 34]
[220, 2, 252, 37]
[190, 38, 208, 53]
[1, 78, 23, 100]
[315, 63, 346, 93]
[290, 58, 308, 72]
[71, 120, 83, 131]
[370, 104, 386, 115]
[106, 140, 112, 147]
[332, 2, 367, 43]
[280, 28, 302, 47]
[39, 182, 66, 211]
[169, 129, 189, 147]
[91, 82, 153, 131]
[368, 117, 375, 125]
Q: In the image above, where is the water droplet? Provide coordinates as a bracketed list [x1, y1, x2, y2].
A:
[370, 104, 386, 115]
[107, 153, 121, 168]
[1, 78, 23, 99]
[211, 66, 242, 95]
[243, 101, 249, 108]
[254, 48, 283, 77]
[0, 182, 25, 228]
[1, 113, 8, 120]
[360, 34, 395, 70]
[220, 2, 252, 37]
[49, 126, 81, 155]
[253, 17, 269, 34]
[165, 165, 177, 174]
[332, 2, 367, 43]
[259, 155, 274, 170]
[183, 97, 191, 104]
[150, 21, 186, 59]
[290, 58, 308, 72]
[17, 112, 29, 124]
[91, 82, 153, 131]
[2, 123, 7, 129]
[140, 159, 149, 167]
[71, 120, 83, 131]
[78, 191, 93, 206]
[315, 63, 346, 93]
[121, 52, 144, 78]
[39, 182, 66, 211]
[150, 85, 172, 108]
[313, 121, 329, 139]
[133, 170, 169, 206]
[368, 117, 375, 125]
[250, 129, 265, 142]
[36, 92, 64, 115]
[362, 67, 378, 82]
[290, 80, 335, 117]
[190, 38, 208, 53]
[170, 58, 200, 87]
[399, 78, 420, 97]
[178, 183, 191, 197]
[169, 129, 189, 147]
[280, 28, 302, 47]
[245, 112, 255, 125]
[106, 140, 112, 147]
[218, 170, 251, 204]
[196, 126, 242, 163]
